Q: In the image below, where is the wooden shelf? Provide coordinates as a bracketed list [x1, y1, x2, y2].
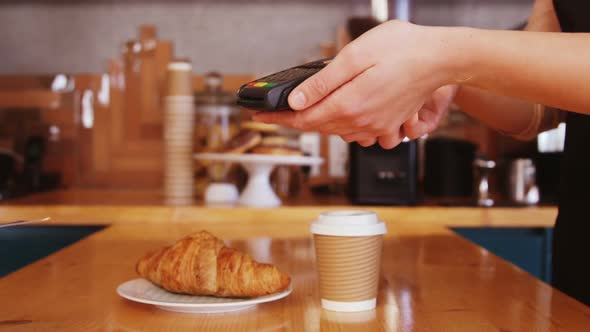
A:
[0, 89, 63, 109]
[0, 188, 558, 228]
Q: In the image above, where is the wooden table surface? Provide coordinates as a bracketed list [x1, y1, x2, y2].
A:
[0, 189, 579, 331]
[1, 216, 589, 331]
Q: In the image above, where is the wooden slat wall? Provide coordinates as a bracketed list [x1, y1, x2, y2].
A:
[67, 25, 171, 188]
[0, 75, 80, 187]
[76, 73, 253, 188]
[0, 76, 55, 90]
[0, 26, 256, 189]
[0, 61, 254, 190]
[0, 90, 62, 109]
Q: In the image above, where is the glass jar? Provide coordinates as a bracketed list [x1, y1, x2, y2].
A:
[193, 72, 243, 197]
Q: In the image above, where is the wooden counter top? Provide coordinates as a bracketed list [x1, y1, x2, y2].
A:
[0, 220, 588, 331]
[0, 189, 558, 227]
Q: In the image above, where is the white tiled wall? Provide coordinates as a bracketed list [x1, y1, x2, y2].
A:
[413, 0, 532, 29]
[0, 0, 533, 74]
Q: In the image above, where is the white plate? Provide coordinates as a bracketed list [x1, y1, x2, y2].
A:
[117, 278, 292, 314]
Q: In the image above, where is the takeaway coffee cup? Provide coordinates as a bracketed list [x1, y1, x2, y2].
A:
[311, 210, 387, 312]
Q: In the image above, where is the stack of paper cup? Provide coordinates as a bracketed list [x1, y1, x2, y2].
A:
[311, 210, 387, 312]
[163, 61, 194, 205]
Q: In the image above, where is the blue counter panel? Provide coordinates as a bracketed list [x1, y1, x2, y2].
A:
[0, 225, 104, 278]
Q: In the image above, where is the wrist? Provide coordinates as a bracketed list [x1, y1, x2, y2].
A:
[426, 25, 479, 86]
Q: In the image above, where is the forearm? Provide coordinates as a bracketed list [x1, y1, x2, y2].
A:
[453, 85, 538, 138]
[443, 0, 561, 138]
[443, 28, 590, 115]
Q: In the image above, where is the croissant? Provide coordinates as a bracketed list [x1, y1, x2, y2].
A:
[136, 231, 291, 298]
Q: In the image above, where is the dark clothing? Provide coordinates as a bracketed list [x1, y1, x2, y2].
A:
[552, 0, 590, 306]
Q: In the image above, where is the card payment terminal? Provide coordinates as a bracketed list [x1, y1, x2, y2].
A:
[236, 57, 334, 112]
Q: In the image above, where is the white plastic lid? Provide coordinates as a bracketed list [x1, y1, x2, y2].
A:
[167, 62, 192, 71]
[310, 210, 387, 237]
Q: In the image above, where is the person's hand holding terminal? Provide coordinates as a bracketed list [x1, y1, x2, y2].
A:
[254, 13, 590, 150]
[253, 21, 459, 149]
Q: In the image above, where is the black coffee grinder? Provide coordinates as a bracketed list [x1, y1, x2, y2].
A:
[348, 141, 418, 205]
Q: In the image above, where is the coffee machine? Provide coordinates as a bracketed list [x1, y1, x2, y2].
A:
[348, 141, 417, 205]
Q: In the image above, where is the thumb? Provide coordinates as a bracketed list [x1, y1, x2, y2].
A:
[288, 48, 366, 111]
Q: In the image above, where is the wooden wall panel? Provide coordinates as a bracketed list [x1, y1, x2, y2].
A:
[0, 90, 61, 109]
[0, 18, 256, 190]
[75, 70, 253, 188]
[73, 26, 172, 188]
[0, 68, 253, 189]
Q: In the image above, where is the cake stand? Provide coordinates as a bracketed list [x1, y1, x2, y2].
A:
[194, 153, 323, 208]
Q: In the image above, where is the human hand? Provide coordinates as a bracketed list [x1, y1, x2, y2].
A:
[340, 84, 458, 144]
[401, 85, 458, 140]
[253, 20, 455, 149]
